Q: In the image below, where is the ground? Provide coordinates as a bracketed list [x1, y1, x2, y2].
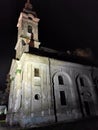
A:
[0, 116, 98, 130]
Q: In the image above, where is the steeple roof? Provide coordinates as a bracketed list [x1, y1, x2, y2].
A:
[24, 0, 33, 10]
[23, 0, 37, 17]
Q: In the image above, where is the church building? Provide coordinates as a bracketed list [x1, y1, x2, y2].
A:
[6, 0, 98, 128]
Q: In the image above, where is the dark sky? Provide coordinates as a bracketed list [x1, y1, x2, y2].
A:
[0, 0, 98, 89]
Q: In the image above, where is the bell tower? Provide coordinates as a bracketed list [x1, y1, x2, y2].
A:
[15, 0, 40, 59]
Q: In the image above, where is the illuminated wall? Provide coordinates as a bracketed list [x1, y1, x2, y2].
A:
[6, 53, 98, 127]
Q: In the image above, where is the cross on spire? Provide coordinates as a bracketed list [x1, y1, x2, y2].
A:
[23, 0, 37, 17]
[24, 0, 32, 10]
[27, 0, 30, 3]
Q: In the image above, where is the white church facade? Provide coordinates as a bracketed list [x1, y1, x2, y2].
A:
[6, 0, 98, 128]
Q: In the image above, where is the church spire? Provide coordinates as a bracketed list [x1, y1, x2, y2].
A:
[27, 0, 30, 2]
[23, 0, 37, 17]
[24, 0, 33, 10]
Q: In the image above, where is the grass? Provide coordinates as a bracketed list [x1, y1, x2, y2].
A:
[0, 120, 5, 123]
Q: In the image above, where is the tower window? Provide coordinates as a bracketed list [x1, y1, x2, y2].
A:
[60, 91, 66, 105]
[58, 75, 64, 85]
[34, 68, 39, 77]
[22, 40, 26, 46]
[28, 17, 32, 20]
[28, 25, 32, 33]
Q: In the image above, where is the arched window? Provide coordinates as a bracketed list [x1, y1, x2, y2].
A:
[28, 25, 32, 33]
[58, 75, 64, 85]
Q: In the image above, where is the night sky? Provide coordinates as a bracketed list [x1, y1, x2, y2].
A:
[0, 0, 98, 89]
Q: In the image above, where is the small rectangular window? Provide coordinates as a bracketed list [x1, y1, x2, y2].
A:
[34, 68, 39, 77]
[28, 25, 32, 33]
[80, 77, 84, 86]
[84, 101, 90, 116]
[60, 91, 66, 106]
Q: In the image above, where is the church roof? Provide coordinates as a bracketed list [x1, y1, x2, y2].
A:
[28, 46, 98, 67]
